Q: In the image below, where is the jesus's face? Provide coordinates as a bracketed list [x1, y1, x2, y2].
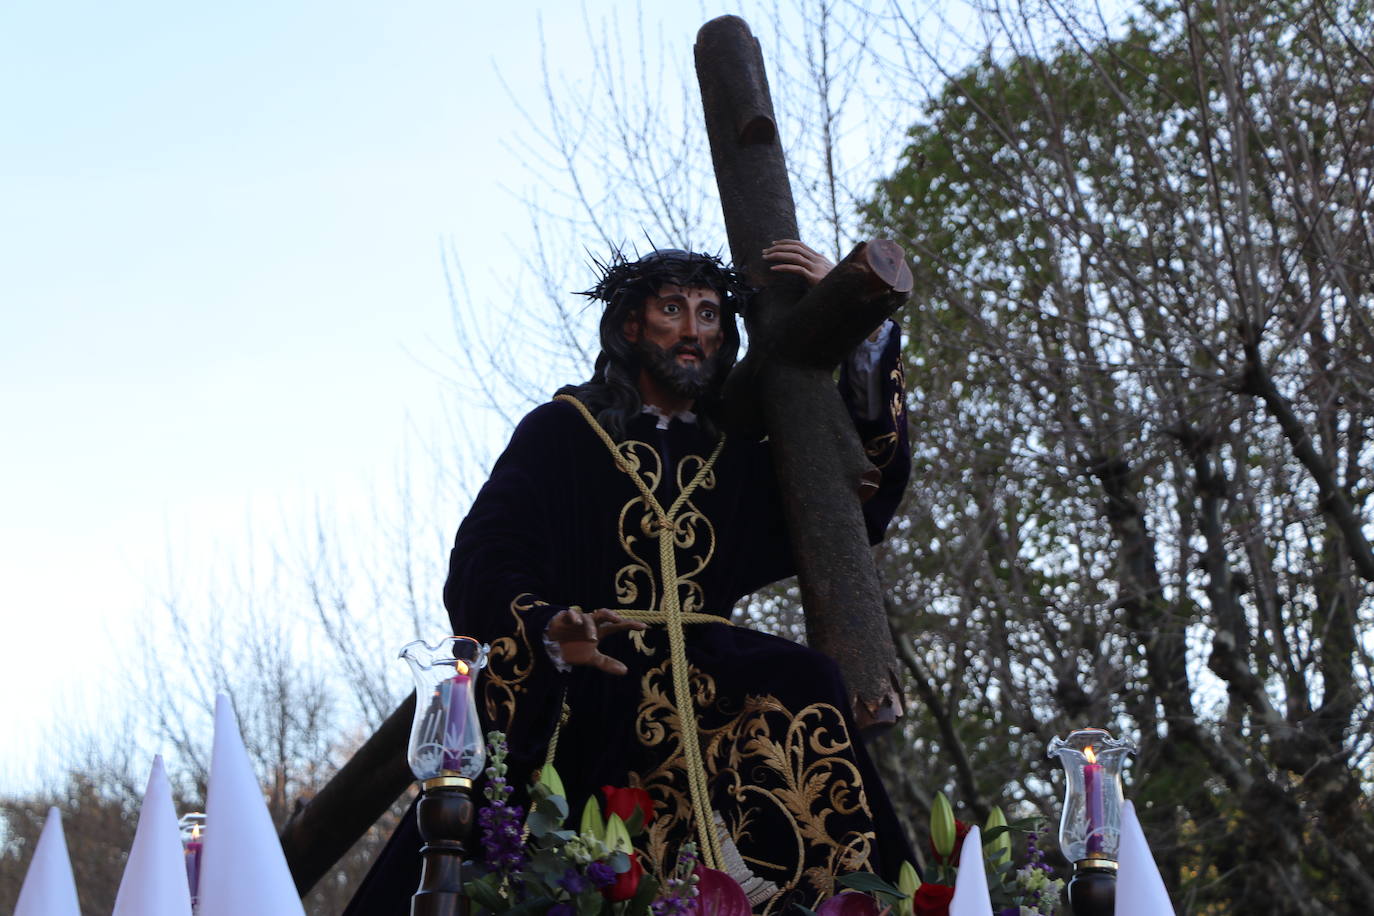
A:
[624, 284, 726, 403]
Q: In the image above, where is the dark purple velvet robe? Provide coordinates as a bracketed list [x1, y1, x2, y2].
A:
[345, 331, 912, 914]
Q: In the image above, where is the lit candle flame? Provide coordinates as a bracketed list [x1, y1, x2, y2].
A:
[454, 659, 469, 676]
[1085, 745, 1098, 764]
[191, 823, 201, 841]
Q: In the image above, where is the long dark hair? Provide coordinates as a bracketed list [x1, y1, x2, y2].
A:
[555, 249, 745, 440]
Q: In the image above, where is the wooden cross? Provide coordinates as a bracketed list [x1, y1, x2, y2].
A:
[695, 16, 912, 732]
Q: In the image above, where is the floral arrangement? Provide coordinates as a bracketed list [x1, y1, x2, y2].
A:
[798, 793, 1062, 916]
[463, 732, 1060, 916]
[463, 732, 732, 916]
[887, 792, 1063, 916]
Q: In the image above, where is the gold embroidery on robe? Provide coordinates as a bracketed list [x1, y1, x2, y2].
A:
[863, 362, 906, 471]
[595, 425, 879, 910]
[613, 438, 662, 613]
[668, 453, 716, 614]
[482, 592, 552, 730]
[634, 658, 877, 914]
[614, 449, 719, 656]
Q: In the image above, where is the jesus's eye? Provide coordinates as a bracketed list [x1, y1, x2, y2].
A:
[700, 308, 717, 322]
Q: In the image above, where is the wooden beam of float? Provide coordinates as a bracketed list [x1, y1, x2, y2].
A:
[279, 694, 415, 895]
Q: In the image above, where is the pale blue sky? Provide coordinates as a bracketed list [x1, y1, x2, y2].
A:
[1, 0, 722, 787]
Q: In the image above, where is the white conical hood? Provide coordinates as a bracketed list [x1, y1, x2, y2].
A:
[14, 806, 81, 916]
[197, 694, 306, 916]
[948, 824, 992, 916]
[1117, 800, 1177, 916]
[113, 754, 194, 915]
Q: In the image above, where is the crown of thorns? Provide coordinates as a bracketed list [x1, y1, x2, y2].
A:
[579, 248, 748, 311]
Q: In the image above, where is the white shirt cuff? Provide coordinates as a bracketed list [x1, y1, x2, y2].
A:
[543, 624, 573, 672]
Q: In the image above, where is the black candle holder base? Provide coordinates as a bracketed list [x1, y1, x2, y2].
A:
[412, 782, 474, 916]
[1067, 860, 1117, 916]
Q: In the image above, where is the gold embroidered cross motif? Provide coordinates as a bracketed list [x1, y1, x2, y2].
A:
[554, 394, 728, 870]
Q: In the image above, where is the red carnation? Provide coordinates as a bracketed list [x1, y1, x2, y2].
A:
[603, 851, 644, 901]
[911, 882, 955, 916]
[601, 785, 655, 825]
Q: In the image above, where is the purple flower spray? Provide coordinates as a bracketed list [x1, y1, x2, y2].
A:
[478, 730, 528, 874]
[650, 843, 699, 916]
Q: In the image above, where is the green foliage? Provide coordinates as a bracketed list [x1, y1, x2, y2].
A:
[837, 870, 909, 911]
[864, 0, 1374, 912]
[526, 779, 571, 839]
[625, 873, 661, 914]
[468, 873, 515, 913]
[464, 744, 690, 916]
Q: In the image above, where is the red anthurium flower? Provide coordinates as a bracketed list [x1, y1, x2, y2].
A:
[815, 891, 883, 916]
[601, 785, 655, 825]
[691, 866, 751, 916]
[929, 819, 972, 867]
[604, 851, 644, 901]
[911, 882, 955, 916]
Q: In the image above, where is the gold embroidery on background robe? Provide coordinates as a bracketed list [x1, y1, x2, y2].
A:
[482, 592, 551, 730]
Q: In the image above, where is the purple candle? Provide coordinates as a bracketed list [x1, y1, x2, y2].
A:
[184, 828, 203, 904]
[441, 666, 473, 772]
[1084, 746, 1106, 855]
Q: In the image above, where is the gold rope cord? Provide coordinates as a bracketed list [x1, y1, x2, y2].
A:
[615, 610, 730, 625]
[542, 701, 571, 773]
[553, 394, 727, 870]
[525, 700, 574, 844]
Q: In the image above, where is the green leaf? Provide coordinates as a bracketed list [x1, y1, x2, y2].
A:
[575, 888, 604, 916]
[529, 847, 568, 881]
[623, 807, 645, 837]
[526, 803, 562, 839]
[540, 792, 570, 822]
[464, 874, 510, 913]
[537, 763, 566, 798]
[604, 813, 632, 853]
[580, 796, 606, 840]
[627, 873, 661, 914]
[838, 873, 906, 897]
[525, 787, 569, 840]
[503, 896, 556, 916]
[982, 814, 1013, 865]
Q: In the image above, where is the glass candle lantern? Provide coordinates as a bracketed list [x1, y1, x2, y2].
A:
[178, 811, 206, 908]
[400, 636, 489, 783]
[1047, 727, 1136, 865]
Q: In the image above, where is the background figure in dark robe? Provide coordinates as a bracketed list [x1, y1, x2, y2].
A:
[345, 243, 913, 915]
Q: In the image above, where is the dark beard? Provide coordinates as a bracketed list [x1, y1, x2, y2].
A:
[635, 338, 720, 400]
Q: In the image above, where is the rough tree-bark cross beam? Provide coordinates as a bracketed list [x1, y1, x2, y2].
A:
[696, 15, 911, 731]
